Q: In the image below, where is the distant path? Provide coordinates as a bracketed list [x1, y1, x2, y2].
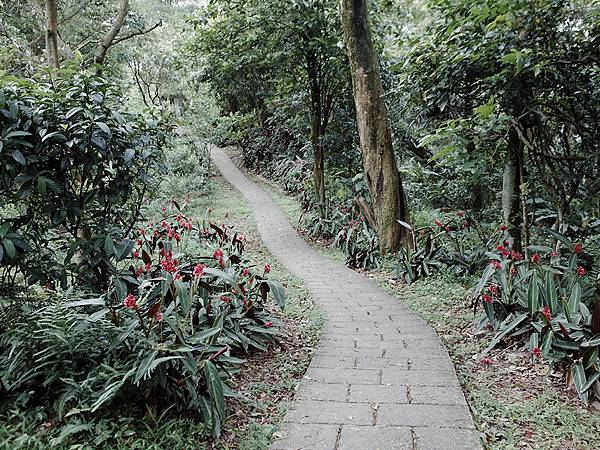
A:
[211, 148, 481, 450]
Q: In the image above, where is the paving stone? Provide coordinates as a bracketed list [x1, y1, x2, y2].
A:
[297, 382, 348, 402]
[415, 427, 482, 449]
[210, 148, 481, 450]
[271, 423, 339, 450]
[355, 357, 406, 370]
[338, 425, 413, 450]
[305, 367, 380, 384]
[377, 404, 475, 428]
[284, 401, 373, 425]
[410, 385, 466, 405]
[311, 355, 356, 369]
[382, 368, 459, 386]
[349, 384, 408, 404]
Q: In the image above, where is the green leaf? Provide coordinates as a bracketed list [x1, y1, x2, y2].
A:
[64, 298, 106, 308]
[104, 235, 115, 256]
[527, 273, 539, 314]
[2, 239, 16, 259]
[11, 149, 26, 165]
[571, 362, 588, 403]
[484, 313, 528, 353]
[204, 360, 226, 420]
[582, 334, 600, 348]
[266, 280, 286, 309]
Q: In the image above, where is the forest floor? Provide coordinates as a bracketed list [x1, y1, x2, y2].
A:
[224, 147, 600, 450]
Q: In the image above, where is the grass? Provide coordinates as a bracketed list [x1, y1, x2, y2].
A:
[0, 171, 323, 450]
[236, 152, 600, 450]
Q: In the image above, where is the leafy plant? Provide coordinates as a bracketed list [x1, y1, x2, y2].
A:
[0, 67, 167, 288]
[474, 230, 600, 402]
[0, 203, 286, 439]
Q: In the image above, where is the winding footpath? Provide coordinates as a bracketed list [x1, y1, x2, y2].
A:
[211, 148, 481, 450]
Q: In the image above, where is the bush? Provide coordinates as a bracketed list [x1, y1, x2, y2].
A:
[0, 203, 285, 442]
[0, 67, 167, 288]
[474, 230, 600, 403]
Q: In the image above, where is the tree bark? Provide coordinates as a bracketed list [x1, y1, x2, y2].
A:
[502, 126, 523, 252]
[94, 0, 129, 66]
[45, 0, 60, 68]
[305, 41, 327, 216]
[340, 0, 408, 253]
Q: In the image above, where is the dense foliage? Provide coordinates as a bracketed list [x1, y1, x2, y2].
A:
[0, 68, 166, 288]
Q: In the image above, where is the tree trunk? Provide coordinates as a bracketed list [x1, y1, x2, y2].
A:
[340, 0, 408, 253]
[305, 42, 326, 217]
[45, 0, 60, 68]
[502, 126, 523, 252]
[95, 0, 129, 66]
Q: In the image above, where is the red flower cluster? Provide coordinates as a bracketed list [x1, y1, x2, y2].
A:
[123, 294, 137, 309]
[574, 243, 583, 254]
[264, 321, 273, 328]
[500, 224, 508, 231]
[511, 251, 523, 261]
[490, 260, 502, 270]
[577, 266, 586, 277]
[434, 218, 443, 228]
[532, 347, 542, 358]
[160, 250, 179, 273]
[242, 267, 250, 277]
[212, 249, 225, 268]
[193, 263, 205, 277]
[541, 306, 552, 322]
[531, 253, 541, 264]
[264, 263, 271, 274]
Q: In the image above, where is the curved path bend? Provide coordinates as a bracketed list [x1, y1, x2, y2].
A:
[212, 148, 481, 450]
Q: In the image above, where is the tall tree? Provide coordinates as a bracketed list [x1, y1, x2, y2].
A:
[340, 0, 408, 253]
[45, 0, 59, 68]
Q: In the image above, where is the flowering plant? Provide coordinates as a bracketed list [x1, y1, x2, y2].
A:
[474, 229, 599, 403]
[0, 203, 287, 438]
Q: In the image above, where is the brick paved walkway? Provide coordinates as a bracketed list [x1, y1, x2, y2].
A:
[211, 148, 481, 450]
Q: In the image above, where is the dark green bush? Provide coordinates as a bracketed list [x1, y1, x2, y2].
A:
[0, 67, 167, 288]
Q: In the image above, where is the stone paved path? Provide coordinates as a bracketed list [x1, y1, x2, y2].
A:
[211, 148, 481, 450]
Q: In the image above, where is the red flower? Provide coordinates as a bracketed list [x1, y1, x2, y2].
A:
[531, 253, 541, 264]
[123, 294, 137, 309]
[135, 267, 144, 277]
[264, 263, 271, 274]
[138, 227, 146, 236]
[511, 251, 524, 261]
[213, 249, 223, 259]
[136, 239, 142, 246]
[434, 218, 443, 228]
[264, 321, 273, 328]
[502, 249, 510, 258]
[490, 260, 502, 270]
[481, 357, 492, 366]
[532, 347, 542, 358]
[483, 294, 493, 304]
[220, 295, 231, 303]
[550, 251, 559, 257]
[457, 211, 465, 218]
[487, 284, 499, 295]
[159, 248, 165, 257]
[145, 262, 152, 272]
[193, 263, 205, 276]
[155, 311, 163, 322]
[541, 306, 552, 322]
[500, 224, 508, 231]
[462, 220, 469, 229]
[496, 245, 505, 251]
[577, 266, 586, 277]
[242, 267, 250, 277]
[219, 256, 225, 269]
[574, 243, 583, 254]
[132, 249, 140, 259]
[444, 226, 450, 232]
[511, 266, 518, 275]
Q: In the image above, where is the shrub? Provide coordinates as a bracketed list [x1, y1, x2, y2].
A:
[0, 203, 285, 442]
[397, 211, 490, 283]
[0, 67, 167, 288]
[474, 230, 599, 403]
